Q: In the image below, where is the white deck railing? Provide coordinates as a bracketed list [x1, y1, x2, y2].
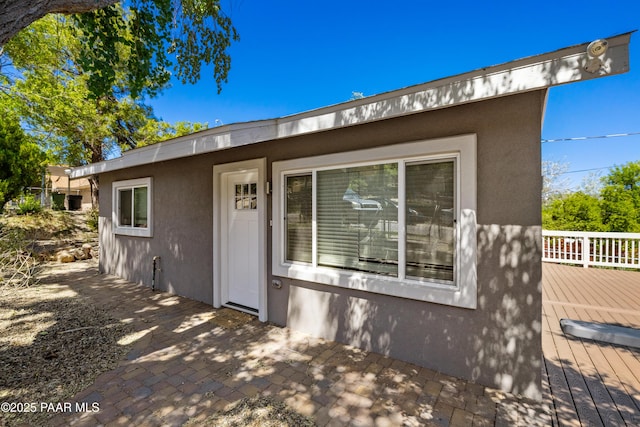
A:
[542, 230, 640, 269]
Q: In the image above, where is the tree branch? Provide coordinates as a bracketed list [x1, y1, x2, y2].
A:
[0, 0, 119, 46]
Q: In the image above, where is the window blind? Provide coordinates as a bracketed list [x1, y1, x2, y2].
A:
[317, 164, 398, 276]
[285, 175, 312, 263]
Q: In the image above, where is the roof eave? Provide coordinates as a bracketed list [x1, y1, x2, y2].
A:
[71, 32, 632, 179]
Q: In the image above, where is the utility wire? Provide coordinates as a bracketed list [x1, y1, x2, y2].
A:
[558, 167, 610, 175]
[542, 132, 640, 175]
[542, 131, 640, 143]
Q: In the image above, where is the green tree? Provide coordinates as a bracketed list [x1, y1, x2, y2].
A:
[600, 161, 640, 232]
[1, 1, 238, 97]
[135, 121, 209, 149]
[542, 192, 606, 231]
[579, 170, 603, 197]
[3, 14, 208, 205]
[0, 111, 47, 210]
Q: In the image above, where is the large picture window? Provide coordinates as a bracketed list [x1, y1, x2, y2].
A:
[112, 177, 152, 237]
[273, 135, 477, 308]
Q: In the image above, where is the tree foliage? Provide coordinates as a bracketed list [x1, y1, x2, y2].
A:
[2, 12, 216, 205]
[600, 161, 640, 232]
[1, 0, 236, 151]
[542, 160, 570, 202]
[0, 109, 47, 209]
[6, 13, 207, 165]
[73, 0, 238, 98]
[542, 192, 605, 232]
[1, 0, 238, 98]
[543, 161, 640, 232]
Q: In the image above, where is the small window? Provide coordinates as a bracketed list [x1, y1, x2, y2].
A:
[235, 183, 258, 210]
[112, 177, 152, 237]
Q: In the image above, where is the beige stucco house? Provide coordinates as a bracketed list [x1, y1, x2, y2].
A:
[71, 34, 631, 400]
[47, 165, 92, 210]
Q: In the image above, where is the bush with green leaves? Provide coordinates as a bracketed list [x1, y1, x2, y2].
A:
[542, 160, 640, 232]
[0, 112, 46, 211]
[85, 208, 99, 232]
[17, 194, 42, 215]
[543, 192, 606, 231]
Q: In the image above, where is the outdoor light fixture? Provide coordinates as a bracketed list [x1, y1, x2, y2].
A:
[587, 39, 608, 57]
[584, 39, 609, 74]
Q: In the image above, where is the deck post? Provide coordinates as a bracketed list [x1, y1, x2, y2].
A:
[582, 235, 590, 268]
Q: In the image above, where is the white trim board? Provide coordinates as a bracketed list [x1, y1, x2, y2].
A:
[111, 177, 153, 238]
[71, 33, 632, 179]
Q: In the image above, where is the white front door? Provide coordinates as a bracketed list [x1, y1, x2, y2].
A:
[222, 170, 260, 311]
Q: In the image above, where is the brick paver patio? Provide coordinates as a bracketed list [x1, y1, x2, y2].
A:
[41, 262, 550, 426]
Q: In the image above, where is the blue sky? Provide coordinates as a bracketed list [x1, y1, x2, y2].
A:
[148, 0, 640, 191]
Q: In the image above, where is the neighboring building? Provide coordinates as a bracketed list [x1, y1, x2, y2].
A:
[48, 165, 92, 210]
[71, 34, 631, 400]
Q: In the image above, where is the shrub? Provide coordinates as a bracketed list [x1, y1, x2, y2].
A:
[86, 208, 99, 232]
[17, 194, 42, 215]
[543, 192, 607, 232]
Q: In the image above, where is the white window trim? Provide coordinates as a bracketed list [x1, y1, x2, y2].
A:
[272, 134, 477, 309]
[112, 177, 153, 237]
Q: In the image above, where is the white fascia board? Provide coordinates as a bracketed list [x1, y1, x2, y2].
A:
[276, 32, 631, 136]
[71, 32, 632, 179]
[70, 120, 277, 178]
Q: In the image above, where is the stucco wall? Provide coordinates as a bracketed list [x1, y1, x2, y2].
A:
[98, 90, 545, 399]
[99, 160, 215, 302]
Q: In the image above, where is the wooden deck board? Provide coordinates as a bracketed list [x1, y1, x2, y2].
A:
[542, 263, 640, 426]
[567, 306, 627, 426]
[583, 339, 640, 426]
[541, 351, 561, 427]
[543, 305, 582, 426]
[549, 302, 605, 426]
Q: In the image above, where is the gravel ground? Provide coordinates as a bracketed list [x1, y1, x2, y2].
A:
[0, 260, 133, 427]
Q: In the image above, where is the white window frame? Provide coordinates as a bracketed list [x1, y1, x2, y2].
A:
[112, 177, 153, 237]
[272, 134, 477, 308]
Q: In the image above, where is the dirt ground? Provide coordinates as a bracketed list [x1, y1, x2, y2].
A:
[0, 211, 127, 425]
[0, 260, 134, 426]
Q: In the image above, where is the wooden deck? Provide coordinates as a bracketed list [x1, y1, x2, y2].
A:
[542, 263, 640, 426]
